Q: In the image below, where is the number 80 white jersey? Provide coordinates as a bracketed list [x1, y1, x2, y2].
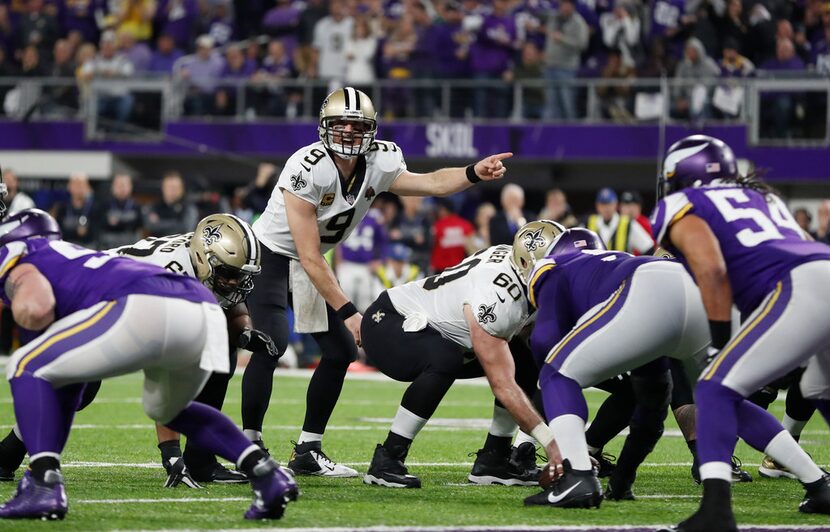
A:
[387, 245, 533, 349]
[253, 141, 406, 259]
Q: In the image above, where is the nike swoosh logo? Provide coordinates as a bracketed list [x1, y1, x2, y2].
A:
[547, 480, 582, 504]
[322, 463, 335, 472]
[497, 293, 506, 303]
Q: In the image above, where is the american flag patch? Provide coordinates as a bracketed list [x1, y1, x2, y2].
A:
[705, 162, 721, 173]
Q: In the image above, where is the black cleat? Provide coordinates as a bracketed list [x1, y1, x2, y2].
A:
[589, 450, 617, 479]
[800, 475, 830, 514]
[468, 445, 539, 486]
[523, 460, 602, 508]
[665, 479, 737, 532]
[363, 444, 421, 488]
[0, 466, 15, 482]
[665, 508, 738, 532]
[287, 442, 358, 478]
[691, 456, 751, 484]
[163, 457, 202, 489]
[605, 480, 635, 501]
[190, 462, 249, 484]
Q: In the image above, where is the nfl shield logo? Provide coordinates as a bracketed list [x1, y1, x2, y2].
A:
[345, 194, 356, 205]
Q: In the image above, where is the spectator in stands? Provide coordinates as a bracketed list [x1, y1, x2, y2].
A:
[98, 173, 144, 249]
[49, 39, 76, 77]
[114, 0, 156, 42]
[295, 0, 328, 78]
[747, 3, 777, 65]
[596, 48, 635, 122]
[344, 16, 378, 93]
[793, 207, 817, 239]
[382, 16, 417, 117]
[61, 0, 102, 45]
[508, 41, 545, 119]
[619, 190, 652, 236]
[713, 37, 753, 118]
[239, 162, 278, 215]
[489, 183, 534, 245]
[391, 195, 431, 272]
[410, 1, 437, 117]
[15, 0, 59, 62]
[672, 37, 719, 121]
[371, 243, 422, 300]
[155, 0, 199, 50]
[148, 33, 184, 75]
[811, 14, 830, 75]
[469, 0, 516, 118]
[720, 37, 755, 77]
[263, 0, 302, 58]
[817, 200, 830, 244]
[2, 168, 35, 215]
[465, 202, 496, 254]
[144, 170, 199, 236]
[199, 0, 235, 48]
[312, 0, 353, 84]
[776, 19, 810, 64]
[717, 0, 749, 56]
[251, 40, 294, 117]
[54, 171, 100, 248]
[538, 188, 578, 227]
[648, 0, 691, 60]
[19, 44, 45, 77]
[428, 0, 470, 117]
[338, 206, 388, 312]
[543, 0, 589, 120]
[215, 43, 255, 116]
[583, 187, 654, 254]
[118, 28, 152, 73]
[760, 38, 805, 136]
[600, 0, 642, 68]
[175, 34, 225, 116]
[79, 31, 135, 129]
[431, 198, 473, 273]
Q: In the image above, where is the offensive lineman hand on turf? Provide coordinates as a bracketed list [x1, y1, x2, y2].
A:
[545, 440, 565, 482]
[473, 153, 512, 181]
[345, 313, 363, 347]
[238, 329, 279, 359]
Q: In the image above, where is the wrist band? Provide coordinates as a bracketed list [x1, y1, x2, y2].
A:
[531, 422, 555, 448]
[465, 165, 481, 184]
[336, 301, 358, 321]
[708, 320, 732, 350]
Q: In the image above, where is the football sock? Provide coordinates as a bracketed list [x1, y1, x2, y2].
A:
[784, 382, 815, 439]
[237, 446, 270, 478]
[694, 380, 741, 465]
[736, 398, 789, 452]
[166, 402, 257, 464]
[383, 431, 412, 452]
[699, 478, 733, 515]
[390, 406, 428, 441]
[10, 376, 82, 457]
[297, 431, 323, 445]
[0, 427, 26, 471]
[244, 430, 263, 442]
[764, 430, 823, 483]
[514, 430, 537, 448]
[488, 405, 518, 438]
[301, 357, 350, 434]
[184, 369, 232, 474]
[783, 414, 808, 442]
[550, 415, 592, 471]
[241, 350, 279, 433]
[29, 454, 61, 483]
[539, 367, 588, 421]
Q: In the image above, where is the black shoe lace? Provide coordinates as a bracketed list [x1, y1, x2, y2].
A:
[730, 456, 742, 469]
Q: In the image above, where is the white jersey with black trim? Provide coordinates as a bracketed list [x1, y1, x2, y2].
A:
[387, 245, 532, 349]
[253, 140, 406, 260]
[109, 233, 196, 277]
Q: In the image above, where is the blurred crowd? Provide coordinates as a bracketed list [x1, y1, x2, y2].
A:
[0, 0, 827, 131]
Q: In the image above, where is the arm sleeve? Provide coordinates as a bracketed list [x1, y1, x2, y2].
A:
[650, 191, 693, 246]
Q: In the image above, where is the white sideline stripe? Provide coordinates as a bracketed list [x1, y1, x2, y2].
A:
[117, 526, 830, 532]
[77, 497, 249, 504]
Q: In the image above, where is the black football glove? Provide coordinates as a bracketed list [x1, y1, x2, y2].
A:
[238, 328, 280, 359]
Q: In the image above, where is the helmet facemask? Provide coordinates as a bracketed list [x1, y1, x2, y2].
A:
[204, 257, 258, 308]
[319, 117, 377, 159]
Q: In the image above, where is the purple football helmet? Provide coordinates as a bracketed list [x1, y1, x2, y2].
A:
[548, 228, 606, 259]
[658, 135, 738, 199]
[0, 164, 7, 219]
[0, 209, 62, 247]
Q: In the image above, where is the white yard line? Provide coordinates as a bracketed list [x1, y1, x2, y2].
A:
[77, 497, 249, 504]
[116, 526, 830, 532]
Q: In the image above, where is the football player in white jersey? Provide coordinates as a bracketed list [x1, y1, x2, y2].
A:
[359, 221, 566, 488]
[0, 214, 279, 488]
[242, 86, 513, 477]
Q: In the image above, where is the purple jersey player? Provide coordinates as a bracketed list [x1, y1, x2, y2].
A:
[338, 209, 388, 312]
[651, 135, 830, 532]
[520, 228, 709, 508]
[0, 209, 296, 521]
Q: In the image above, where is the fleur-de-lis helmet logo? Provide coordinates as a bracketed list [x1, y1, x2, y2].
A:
[202, 225, 222, 246]
[523, 228, 546, 252]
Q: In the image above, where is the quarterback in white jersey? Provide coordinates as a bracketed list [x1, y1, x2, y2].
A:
[241, 86, 514, 478]
[359, 221, 567, 489]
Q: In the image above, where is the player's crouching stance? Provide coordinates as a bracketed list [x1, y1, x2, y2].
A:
[521, 228, 711, 507]
[652, 135, 830, 532]
[0, 210, 296, 520]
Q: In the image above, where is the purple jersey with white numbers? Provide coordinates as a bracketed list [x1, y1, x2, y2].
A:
[340, 209, 387, 264]
[528, 250, 661, 364]
[0, 238, 214, 321]
[651, 185, 830, 315]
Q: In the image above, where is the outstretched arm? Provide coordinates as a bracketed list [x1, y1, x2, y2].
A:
[5, 263, 55, 331]
[464, 304, 562, 467]
[389, 153, 512, 197]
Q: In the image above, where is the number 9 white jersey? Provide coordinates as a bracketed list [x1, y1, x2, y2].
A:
[253, 140, 406, 260]
[386, 245, 533, 349]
